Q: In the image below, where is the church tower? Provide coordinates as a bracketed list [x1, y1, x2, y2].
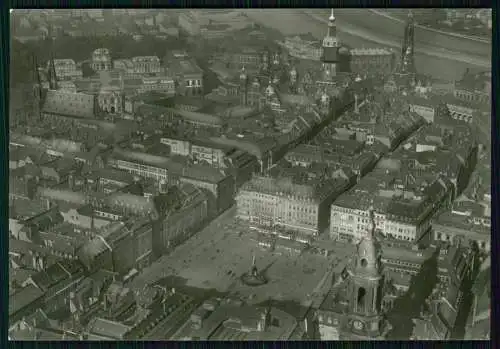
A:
[400, 10, 416, 75]
[48, 55, 58, 90]
[32, 55, 43, 120]
[321, 9, 340, 78]
[341, 208, 388, 340]
[239, 66, 249, 106]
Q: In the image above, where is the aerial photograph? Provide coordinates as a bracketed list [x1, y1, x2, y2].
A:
[8, 9, 491, 341]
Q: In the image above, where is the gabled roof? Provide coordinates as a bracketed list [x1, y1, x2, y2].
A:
[28, 260, 84, 292]
[87, 317, 132, 339]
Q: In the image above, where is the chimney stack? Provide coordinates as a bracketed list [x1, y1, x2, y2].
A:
[354, 94, 359, 114]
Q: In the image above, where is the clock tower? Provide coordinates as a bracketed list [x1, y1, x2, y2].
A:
[341, 207, 389, 340]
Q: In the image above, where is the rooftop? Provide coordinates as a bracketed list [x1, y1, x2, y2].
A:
[87, 317, 132, 339]
[168, 58, 203, 76]
[42, 90, 96, 119]
[9, 284, 45, 317]
[179, 164, 228, 184]
[434, 210, 490, 236]
[350, 48, 394, 56]
[28, 260, 84, 292]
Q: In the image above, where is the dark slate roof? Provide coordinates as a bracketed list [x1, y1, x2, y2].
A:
[9, 285, 45, 317]
[29, 260, 84, 292]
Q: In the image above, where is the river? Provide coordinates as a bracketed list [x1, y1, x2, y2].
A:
[243, 9, 491, 82]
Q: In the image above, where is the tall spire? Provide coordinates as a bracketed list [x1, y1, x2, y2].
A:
[48, 54, 58, 90]
[327, 9, 336, 37]
[329, 9, 336, 24]
[367, 206, 376, 239]
[32, 55, 41, 85]
[400, 9, 416, 74]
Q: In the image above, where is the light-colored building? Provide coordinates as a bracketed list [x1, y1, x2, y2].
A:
[330, 179, 448, 244]
[91, 48, 112, 72]
[160, 136, 233, 168]
[454, 70, 490, 106]
[97, 86, 124, 114]
[407, 96, 436, 123]
[47, 59, 83, 80]
[433, 206, 490, 252]
[137, 76, 175, 95]
[237, 170, 349, 236]
[131, 56, 162, 74]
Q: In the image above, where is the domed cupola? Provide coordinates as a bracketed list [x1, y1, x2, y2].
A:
[322, 9, 339, 48]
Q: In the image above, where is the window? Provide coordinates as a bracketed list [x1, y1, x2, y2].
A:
[357, 287, 366, 312]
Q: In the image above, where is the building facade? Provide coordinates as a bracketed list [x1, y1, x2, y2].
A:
[237, 174, 348, 236]
[47, 59, 83, 80]
[348, 49, 396, 76]
[131, 56, 162, 74]
[91, 48, 112, 72]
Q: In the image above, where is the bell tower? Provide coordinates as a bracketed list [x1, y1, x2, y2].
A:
[321, 9, 340, 78]
[341, 208, 388, 340]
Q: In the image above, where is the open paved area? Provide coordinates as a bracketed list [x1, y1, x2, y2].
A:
[130, 206, 357, 307]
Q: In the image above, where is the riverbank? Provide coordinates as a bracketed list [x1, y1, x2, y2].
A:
[370, 9, 491, 44]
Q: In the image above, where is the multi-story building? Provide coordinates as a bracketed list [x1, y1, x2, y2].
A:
[41, 90, 99, 120]
[348, 48, 396, 76]
[91, 48, 112, 72]
[21, 259, 85, 314]
[379, 239, 436, 295]
[330, 177, 450, 244]
[160, 136, 234, 168]
[108, 149, 179, 182]
[178, 165, 235, 215]
[77, 219, 154, 274]
[166, 58, 204, 96]
[171, 298, 299, 340]
[46, 59, 83, 80]
[407, 95, 437, 123]
[432, 205, 490, 252]
[136, 76, 175, 95]
[109, 148, 234, 214]
[236, 167, 350, 236]
[131, 56, 162, 74]
[113, 59, 136, 76]
[215, 46, 262, 71]
[153, 183, 209, 256]
[453, 70, 491, 106]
